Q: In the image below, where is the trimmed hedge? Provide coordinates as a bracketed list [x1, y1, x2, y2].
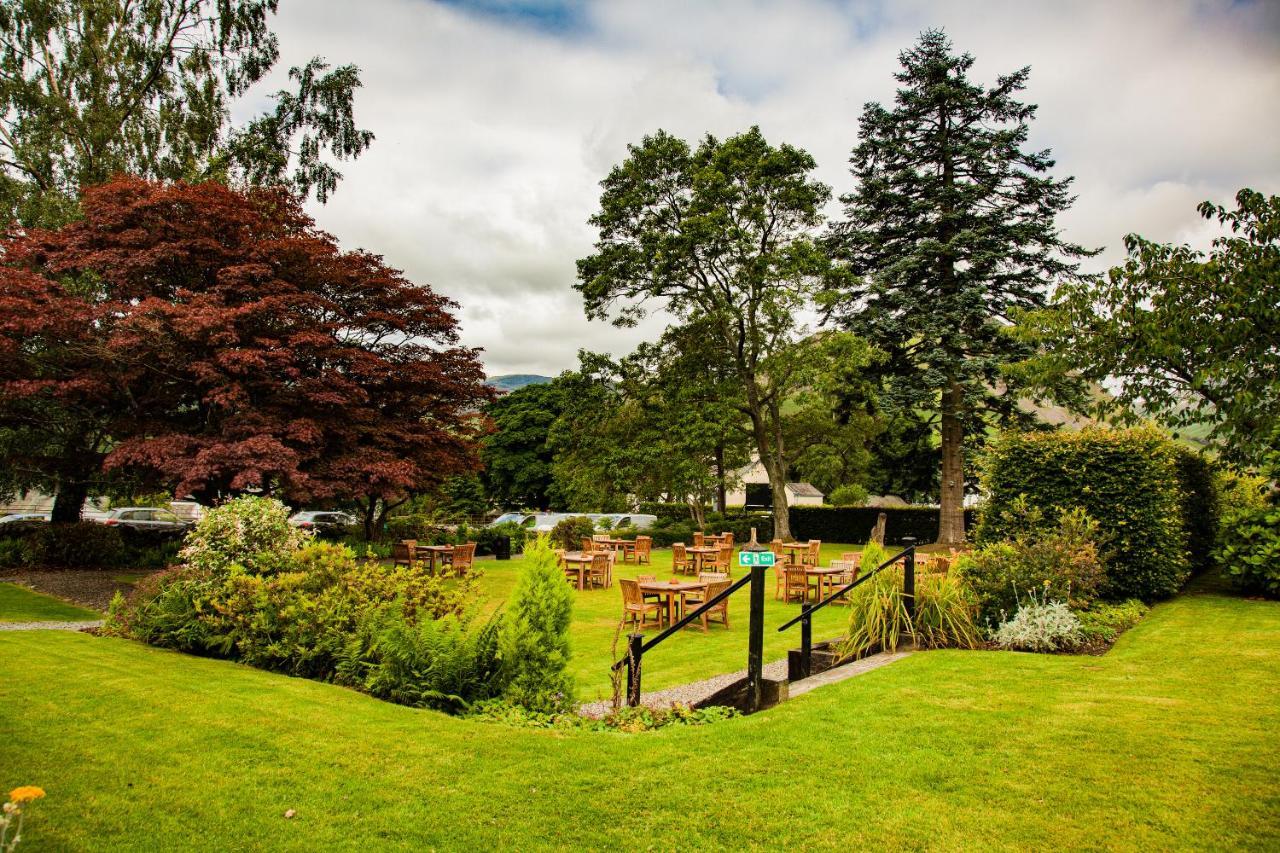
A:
[789, 506, 976, 546]
[976, 427, 1196, 601]
[636, 502, 699, 524]
[1172, 447, 1218, 573]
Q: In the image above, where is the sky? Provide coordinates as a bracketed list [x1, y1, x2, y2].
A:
[254, 0, 1280, 377]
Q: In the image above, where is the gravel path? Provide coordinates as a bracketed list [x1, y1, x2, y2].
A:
[578, 657, 791, 717]
[0, 620, 104, 632]
[0, 569, 158, 611]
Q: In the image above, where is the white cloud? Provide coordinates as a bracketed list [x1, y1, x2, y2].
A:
[258, 0, 1280, 375]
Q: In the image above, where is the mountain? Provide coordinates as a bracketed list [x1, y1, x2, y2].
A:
[487, 374, 552, 394]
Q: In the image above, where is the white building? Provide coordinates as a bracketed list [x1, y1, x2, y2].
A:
[723, 461, 824, 508]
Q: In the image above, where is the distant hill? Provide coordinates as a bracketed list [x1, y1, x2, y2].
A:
[488, 374, 552, 393]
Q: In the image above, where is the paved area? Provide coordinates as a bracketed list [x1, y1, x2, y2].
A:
[0, 620, 104, 632]
[787, 648, 914, 697]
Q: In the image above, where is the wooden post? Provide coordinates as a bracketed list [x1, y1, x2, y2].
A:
[743, 526, 767, 712]
[901, 536, 916, 622]
[626, 632, 643, 707]
[799, 602, 813, 679]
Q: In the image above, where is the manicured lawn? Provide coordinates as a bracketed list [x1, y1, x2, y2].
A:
[2, 589, 1277, 849]
[472, 543, 867, 699]
[0, 582, 100, 623]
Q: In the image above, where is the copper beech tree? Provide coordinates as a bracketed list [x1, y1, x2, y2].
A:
[0, 177, 491, 535]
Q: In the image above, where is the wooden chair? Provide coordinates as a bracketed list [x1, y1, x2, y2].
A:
[774, 563, 788, 600]
[621, 578, 666, 628]
[684, 579, 732, 631]
[392, 540, 417, 569]
[827, 552, 861, 605]
[802, 539, 822, 567]
[770, 539, 791, 567]
[711, 543, 733, 576]
[581, 536, 595, 553]
[672, 542, 692, 575]
[634, 535, 652, 565]
[699, 571, 729, 582]
[588, 552, 611, 589]
[720, 532, 734, 547]
[692, 531, 705, 547]
[785, 564, 815, 603]
[450, 543, 476, 577]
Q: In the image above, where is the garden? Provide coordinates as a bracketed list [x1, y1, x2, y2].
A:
[1, 5, 1278, 849]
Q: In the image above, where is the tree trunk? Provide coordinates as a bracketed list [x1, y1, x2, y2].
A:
[713, 444, 726, 514]
[937, 381, 966, 545]
[51, 478, 90, 524]
[361, 497, 378, 541]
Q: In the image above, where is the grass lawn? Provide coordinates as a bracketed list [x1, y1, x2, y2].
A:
[472, 543, 868, 699]
[0, 582, 100, 623]
[1, 588, 1277, 849]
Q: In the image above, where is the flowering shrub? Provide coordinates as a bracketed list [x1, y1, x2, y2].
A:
[992, 595, 1083, 652]
[958, 502, 1105, 626]
[2, 786, 45, 852]
[179, 495, 310, 575]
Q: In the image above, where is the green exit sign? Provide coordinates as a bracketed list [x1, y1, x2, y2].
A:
[738, 550, 776, 567]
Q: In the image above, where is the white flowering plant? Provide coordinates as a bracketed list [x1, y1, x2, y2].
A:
[992, 586, 1084, 653]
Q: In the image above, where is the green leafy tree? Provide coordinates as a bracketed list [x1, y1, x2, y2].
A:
[480, 382, 564, 510]
[577, 126, 830, 540]
[498, 536, 575, 712]
[824, 30, 1093, 543]
[0, 0, 373, 226]
[1033, 189, 1279, 468]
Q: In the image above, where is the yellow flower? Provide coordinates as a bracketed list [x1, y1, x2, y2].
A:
[8, 786, 44, 804]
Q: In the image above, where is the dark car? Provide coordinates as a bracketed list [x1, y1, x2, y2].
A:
[0, 512, 49, 538]
[289, 511, 357, 538]
[100, 507, 192, 540]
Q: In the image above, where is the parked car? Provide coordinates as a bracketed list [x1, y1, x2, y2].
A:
[100, 507, 192, 539]
[289, 511, 357, 538]
[0, 512, 49, 538]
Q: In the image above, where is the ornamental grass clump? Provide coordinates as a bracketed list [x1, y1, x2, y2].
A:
[836, 545, 980, 659]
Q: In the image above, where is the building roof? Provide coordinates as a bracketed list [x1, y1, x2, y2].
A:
[785, 482, 824, 498]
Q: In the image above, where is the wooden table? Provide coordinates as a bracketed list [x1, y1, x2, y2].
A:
[638, 579, 707, 627]
[597, 538, 636, 562]
[415, 544, 454, 573]
[705, 533, 731, 546]
[806, 566, 847, 600]
[779, 542, 814, 566]
[561, 551, 596, 591]
[685, 545, 720, 573]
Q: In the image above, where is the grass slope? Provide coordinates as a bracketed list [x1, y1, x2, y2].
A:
[0, 583, 100, 623]
[1, 590, 1277, 850]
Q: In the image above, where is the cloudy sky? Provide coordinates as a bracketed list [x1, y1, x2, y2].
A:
[257, 0, 1280, 377]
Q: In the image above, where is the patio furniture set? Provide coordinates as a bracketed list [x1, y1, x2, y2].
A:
[390, 540, 477, 575]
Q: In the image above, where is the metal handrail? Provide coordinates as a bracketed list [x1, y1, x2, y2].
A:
[776, 544, 915, 632]
[611, 573, 751, 671]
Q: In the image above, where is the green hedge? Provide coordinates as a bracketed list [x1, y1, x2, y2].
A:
[636, 502, 698, 524]
[1173, 447, 1218, 573]
[789, 506, 976, 545]
[976, 427, 1196, 601]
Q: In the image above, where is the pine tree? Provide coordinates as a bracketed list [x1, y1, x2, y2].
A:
[826, 29, 1093, 543]
[498, 536, 575, 712]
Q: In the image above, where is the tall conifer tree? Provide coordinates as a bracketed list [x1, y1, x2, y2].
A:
[826, 29, 1092, 543]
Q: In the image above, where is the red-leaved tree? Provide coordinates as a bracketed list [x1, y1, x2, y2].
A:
[0, 177, 492, 535]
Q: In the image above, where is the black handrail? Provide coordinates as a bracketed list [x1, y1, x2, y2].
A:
[611, 573, 751, 671]
[776, 543, 916, 632]
[776, 538, 917, 681]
